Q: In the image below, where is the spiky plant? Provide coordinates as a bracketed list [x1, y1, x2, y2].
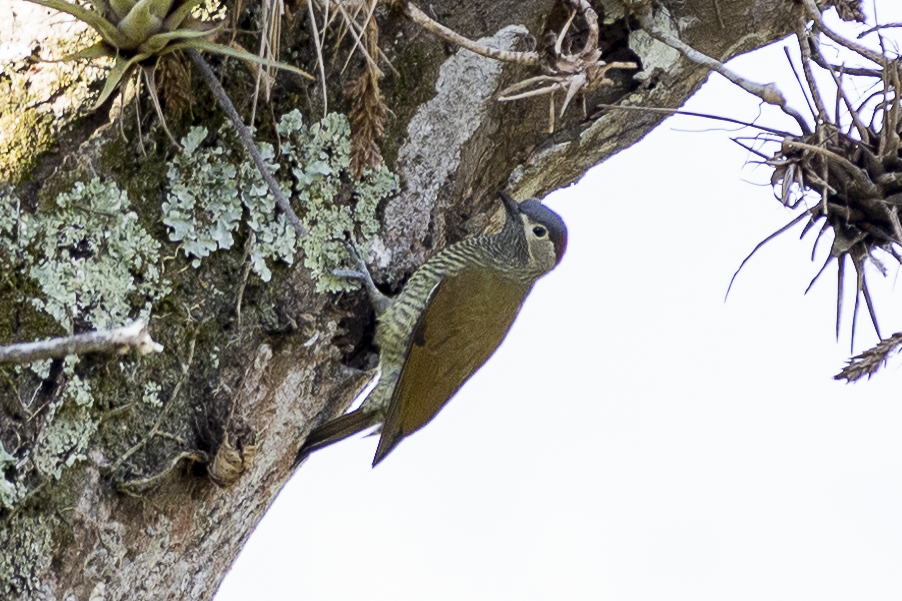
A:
[27, 0, 310, 111]
[27, 0, 312, 236]
[718, 2, 902, 377]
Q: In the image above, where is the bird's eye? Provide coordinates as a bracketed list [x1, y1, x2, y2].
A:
[532, 226, 547, 237]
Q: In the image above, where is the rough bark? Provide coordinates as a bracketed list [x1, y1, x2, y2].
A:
[0, 0, 798, 599]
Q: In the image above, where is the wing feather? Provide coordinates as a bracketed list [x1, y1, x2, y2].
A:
[372, 265, 530, 465]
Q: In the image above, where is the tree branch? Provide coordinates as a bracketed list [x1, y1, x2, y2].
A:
[400, 2, 540, 65]
[632, 3, 812, 135]
[0, 320, 163, 364]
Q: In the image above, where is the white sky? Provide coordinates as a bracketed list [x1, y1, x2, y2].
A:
[216, 4, 902, 600]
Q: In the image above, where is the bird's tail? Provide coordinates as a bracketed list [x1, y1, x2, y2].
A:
[293, 409, 381, 468]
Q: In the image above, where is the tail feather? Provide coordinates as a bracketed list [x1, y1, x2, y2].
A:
[293, 409, 381, 468]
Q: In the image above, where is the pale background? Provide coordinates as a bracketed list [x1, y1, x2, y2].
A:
[225, 3, 898, 599]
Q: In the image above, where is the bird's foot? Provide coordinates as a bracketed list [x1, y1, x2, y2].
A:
[333, 242, 392, 315]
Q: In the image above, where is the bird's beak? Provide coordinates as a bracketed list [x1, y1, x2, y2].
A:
[499, 191, 521, 220]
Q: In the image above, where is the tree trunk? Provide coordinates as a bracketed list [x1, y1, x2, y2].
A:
[0, 0, 797, 599]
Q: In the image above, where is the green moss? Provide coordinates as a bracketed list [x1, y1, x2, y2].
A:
[98, 135, 171, 223]
[0, 65, 56, 185]
[0, 40, 109, 186]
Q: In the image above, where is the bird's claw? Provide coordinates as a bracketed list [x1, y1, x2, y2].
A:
[342, 241, 370, 276]
[335, 240, 392, 315]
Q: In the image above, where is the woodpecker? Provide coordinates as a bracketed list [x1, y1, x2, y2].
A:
[294, 192, 567, 467]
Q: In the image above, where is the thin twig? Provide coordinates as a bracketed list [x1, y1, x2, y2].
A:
[858, 22, 902, 39]
[634, 4, 811, 135]
[725, 212, 811, 299]
[712, 0, 726, 30]
[594, 103, 794, 136]
[250, 0, 282, 123]
[567, 0, 598, 61]
[188, 49, 308, 237]
[808, 55, 883, 78]
[797, 20, 829, 124]
[320, 0, 331, 48]
[142, 65, 182, 149]
[341, 0, 379, 72]
[823, 62, 871, 143]
[800, 0, 888, 66]
[499, 80, 565, 101]
[134, 71, 146, 157]
[401, 1, 539, 66]
[118, 451, 207, 495]
[234, 232, 255, 327]
[307, 0, 328, 116]
[555, 8, 578, 58]
[881, 66, 901, 162]
[731, 137, 772, 160]
[783, 45, 817, 121]
[0, 321, 163, 365]
[334, 0, 383, 76]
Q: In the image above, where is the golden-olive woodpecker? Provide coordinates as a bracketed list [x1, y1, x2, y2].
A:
[294, 192, 567, 467]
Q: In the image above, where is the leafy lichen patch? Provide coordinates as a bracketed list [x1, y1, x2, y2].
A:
[0, 513, 56, 598]
[0, 178, 169, 515]
[161, 110, 398, 291]
[0, 440, 26, 509]
[33, 405, 97, 481]
[31, 178, 168, 332]
[1, 179, 168, 334]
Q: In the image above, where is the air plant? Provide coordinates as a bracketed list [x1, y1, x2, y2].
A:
[612, 0, 902, 379]
[27, 0, 310, 114]
[27, 0, 312, 236]
[712, 1, 902, 379]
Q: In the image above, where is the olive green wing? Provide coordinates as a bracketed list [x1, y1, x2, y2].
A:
[372, 265, 531, 466]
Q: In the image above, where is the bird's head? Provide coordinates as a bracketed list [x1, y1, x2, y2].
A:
[500, 192, 568, 274]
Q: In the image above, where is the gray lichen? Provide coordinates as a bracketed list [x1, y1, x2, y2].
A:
[627, 7, 681, 83]
[286, 111, 398, 293]
[1, 178, 169, 333]
[0, 514, 55, 598]
[142, 381, 163, 408]
[0, 440, 26, 509]
[0, 178, 168, 514]
[0, 184, 34, 272]
[161, 110, 398, 290]
[163, 126, 250, 268]
[33, 405, 97, 480]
